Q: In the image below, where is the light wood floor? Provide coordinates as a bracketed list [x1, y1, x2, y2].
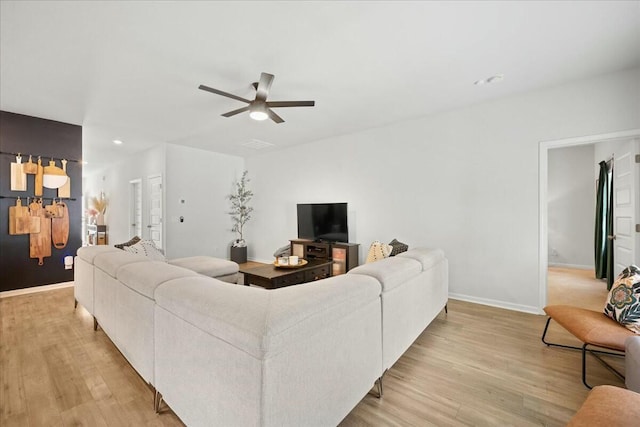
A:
[1, 268, 623, 426]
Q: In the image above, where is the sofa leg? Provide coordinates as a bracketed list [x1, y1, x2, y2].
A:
[154, 390, 163, 413]
[74, 299, 78, 310]
[93, 317, 98, 331]
[375, 369, 387, 399]
[444, 304, 448, 314]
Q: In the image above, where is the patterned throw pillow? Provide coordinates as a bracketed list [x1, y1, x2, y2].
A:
[122, 239, 167, 262]
[604, 265, 640, 333]
[366, 240, 393, 263]
[114, 235, 141, 250]
[388, 238, 409, 256]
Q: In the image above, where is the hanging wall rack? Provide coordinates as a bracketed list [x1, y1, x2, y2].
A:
[0, 150, 83, 164]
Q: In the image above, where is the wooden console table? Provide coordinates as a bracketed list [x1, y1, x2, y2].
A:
[290, 240, 359, 275]
[240, 259, 332, 289]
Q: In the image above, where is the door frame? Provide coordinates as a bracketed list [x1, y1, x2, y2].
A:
[538, 129, 640, 313]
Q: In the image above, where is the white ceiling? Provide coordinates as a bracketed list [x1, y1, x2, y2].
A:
[2, 1, 639, 173]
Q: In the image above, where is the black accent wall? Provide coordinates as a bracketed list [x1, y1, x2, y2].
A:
[0, 111, 82, 292]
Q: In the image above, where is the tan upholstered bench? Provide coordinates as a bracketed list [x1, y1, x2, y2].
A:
[566, 385, 640, 426]
[542, 305, 634, 388]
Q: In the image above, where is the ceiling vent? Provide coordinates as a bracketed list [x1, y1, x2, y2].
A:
[241, 139, 275, 150]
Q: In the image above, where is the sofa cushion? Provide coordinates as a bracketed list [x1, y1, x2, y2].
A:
[388, 238, 408, 256]
[604, 265, 640, 333]
[114, 235, 141, 250]
[123, 239, 167, 262]
[398, 247, 445, 271]
[169, 256, 238, 278]
[94, 250, 151, 277]
[76, 245, 120, 263]
[349, 256, 421, 292]
[116, 261, 198, 299]
[155, 274, 381, 359]
[365, 240, 393, 263]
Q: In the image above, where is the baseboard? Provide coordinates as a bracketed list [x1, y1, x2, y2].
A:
[0, 281, 74, 299]
[448, 293, 542, 315]
[548, 263, 593, 270]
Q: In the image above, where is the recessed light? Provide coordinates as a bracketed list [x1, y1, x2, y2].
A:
[113, 139, 123, 145]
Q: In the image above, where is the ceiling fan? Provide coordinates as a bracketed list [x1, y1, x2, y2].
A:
[198, 72, 315, 124]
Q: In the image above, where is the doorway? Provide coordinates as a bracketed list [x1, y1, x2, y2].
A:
[147, 174, 163, 249]
[129, 179, 142, 238]
[539, 129, 640, 312]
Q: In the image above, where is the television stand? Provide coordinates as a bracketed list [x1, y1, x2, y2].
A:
[290, 239, 359, 276]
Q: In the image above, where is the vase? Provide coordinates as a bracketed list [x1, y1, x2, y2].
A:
[97, 212, 105, 226]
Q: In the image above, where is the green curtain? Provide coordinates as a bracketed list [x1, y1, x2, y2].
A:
[594, 160, 614, 287]
[606, 166, 615, 290]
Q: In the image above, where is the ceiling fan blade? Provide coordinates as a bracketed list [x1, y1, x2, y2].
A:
[255, 73, 274, 102]
[221, 106, 250, 117]
[267, 108, 284, 124]
[198, 84, 251, 104]
[266, 101, 315, 108]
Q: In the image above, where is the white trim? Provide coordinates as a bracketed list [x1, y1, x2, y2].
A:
[548, 263, 594, 270]
[0, 281, 74, 299]
[448, 293, 541, 315]
[539, 129, 640, 312]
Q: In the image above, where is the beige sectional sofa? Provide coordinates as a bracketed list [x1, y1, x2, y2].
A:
[73, 246, 448, 426]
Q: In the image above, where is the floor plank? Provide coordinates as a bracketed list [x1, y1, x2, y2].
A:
[0, 268, 625, 426]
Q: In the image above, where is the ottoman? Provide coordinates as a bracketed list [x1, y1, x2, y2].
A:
[169, 256, 239, 283]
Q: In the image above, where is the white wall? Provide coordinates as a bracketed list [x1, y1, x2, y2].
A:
[164, 144, 244, 259]
[84, 143, 244, 259]
[548, 145, 595, 268]
[84, 144, 165, 246]
[246, 67, 640, 313]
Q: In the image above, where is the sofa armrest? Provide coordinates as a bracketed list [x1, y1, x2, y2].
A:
[626, 336, 640, 393]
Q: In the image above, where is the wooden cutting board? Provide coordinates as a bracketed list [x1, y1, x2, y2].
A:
[10, 155, 27, 191]
[29, 199, 51, 266]
[9, 198, 29, 235]
[51, 202, 69, 249]
[35, 158, 44, 197]
[58, 159, 71, 198]
[23, 155, 37, 174]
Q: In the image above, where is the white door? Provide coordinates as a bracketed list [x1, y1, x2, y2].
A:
[147, 175, 163, 249]
[129, 179, 142, 238]
[612, 138, 640, 275]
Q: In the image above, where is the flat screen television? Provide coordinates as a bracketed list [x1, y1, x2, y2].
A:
[297, 203, 348, 243]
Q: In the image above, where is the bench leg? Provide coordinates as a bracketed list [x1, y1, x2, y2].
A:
[542, 316, 625, 389]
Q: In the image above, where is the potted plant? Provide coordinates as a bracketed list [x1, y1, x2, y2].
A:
[91, 192, 108, 225]
[228, 170, 253, 263]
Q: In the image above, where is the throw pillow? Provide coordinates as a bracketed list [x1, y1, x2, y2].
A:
[388, 238, 409, 256]
[366, 240, 393, 263]
[114, 235, 141, 250]
[604, 265, 640, 333]
[123, 239, 167, 262]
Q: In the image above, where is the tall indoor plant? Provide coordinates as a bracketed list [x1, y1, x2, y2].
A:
[228, 170, 253, 263]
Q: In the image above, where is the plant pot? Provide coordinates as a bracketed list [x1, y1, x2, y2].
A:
[230, 246, 247, 263]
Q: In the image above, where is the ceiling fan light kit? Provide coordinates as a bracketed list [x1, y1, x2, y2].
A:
[249, 103, 269, 121]
[199, 72, 315, 123]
